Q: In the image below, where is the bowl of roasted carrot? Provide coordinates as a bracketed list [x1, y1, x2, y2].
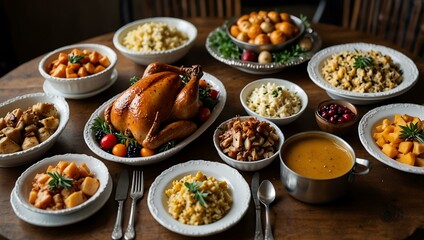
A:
[38, 43, 117, 95]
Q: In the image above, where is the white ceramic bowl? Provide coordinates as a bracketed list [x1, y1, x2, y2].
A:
[147, 160, 250, 237]
[213, 116, 285, 171]
[307, 42, 418, 105]
[113, 17, 197, 65]
[14, 154, 110, 215]
[38, 43, 117, 94]
[0, 93, 69, 167]
[240, 78, 308, 125]
[358, 103, 424, 175]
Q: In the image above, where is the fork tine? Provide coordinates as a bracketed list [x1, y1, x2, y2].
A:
[131, 170, 137, 192]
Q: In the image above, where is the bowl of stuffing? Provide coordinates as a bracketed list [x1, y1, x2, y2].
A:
[13, 153, 110, 216]
[240, 78, 308, 126]
[39, 43, 117, 95]
[213, 116, 285, 171]
[113, 17, 197, 65]
[0, 93, 69, 167]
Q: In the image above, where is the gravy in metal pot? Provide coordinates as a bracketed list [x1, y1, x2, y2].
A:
[282, 135, 353, 179]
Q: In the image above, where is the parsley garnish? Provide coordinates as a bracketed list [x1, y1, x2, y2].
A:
[184, 181, 209, 207]
[68, 54, 85, 64]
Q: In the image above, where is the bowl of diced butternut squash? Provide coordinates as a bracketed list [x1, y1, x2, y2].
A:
[14, 153, 110, 215]
[38, 43, 117, 95]
[358, 103, 424, 174]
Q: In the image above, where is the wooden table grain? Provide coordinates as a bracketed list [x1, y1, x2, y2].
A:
[1, 18, 423, 240]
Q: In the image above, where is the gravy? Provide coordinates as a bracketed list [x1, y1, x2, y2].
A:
[282, 135, 353, 179]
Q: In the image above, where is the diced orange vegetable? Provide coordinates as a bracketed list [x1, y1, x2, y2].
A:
[89, 51, 100, 64]
[50, 64, 66, 78]
[413, 142, 424, 155]
[77, 67, 88, 77]
[34, 190, 53, 209]
[375, 137, 386, 148]
[93, 65, 106, 74]
[84, 62, 95, 74]
[67, 63, 80, 72]
[65, 67, 78, 78]
[99, 55, 111, 68]
[55, 161, 70, 173]
[381, 144, 398, 158]
[64, 191, 86, 208]
[397, 152, 415, 166]
[63, 161, 80, 179]
[81, 177, 99, 196]
[29, 190, 38, 204]
[398, 141, 413, 154]
[58, 52, 68, 64]
[416, 157, 424, 167]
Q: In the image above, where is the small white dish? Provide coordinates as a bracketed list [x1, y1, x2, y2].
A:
[147, 160, 250, 237]
[14, 154, 110, 215]
[10, 175, 112, 227]
[84, 72, 226, 165]
[213, 116, 285, 171]
[307, 43, 418, 105]
[43, 68, 118, 99]
[206, 27, 322, 74]
[39, 43, 117, 94]
[358, 103, 424, 174]
[113, 17, 197, 65]
[0, 93, 69, 167]
[240, 78, 308, 125]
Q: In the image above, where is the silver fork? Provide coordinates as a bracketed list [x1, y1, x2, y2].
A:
[124, 170, 144, 240]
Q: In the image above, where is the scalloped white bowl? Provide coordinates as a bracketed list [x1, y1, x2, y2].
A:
[0, 93, 69, 167]
[240, 78, 308, 126]
[39, 43, 117, 94]
[113, 17, 197, 65]
[14, 154, 110, 215]
[213, 116, 285, 171]
[307, 43, 418, 105]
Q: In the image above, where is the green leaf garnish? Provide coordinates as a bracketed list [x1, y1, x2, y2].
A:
[399, 122, 424, 143]
[272, 44, 307, 64]
[68, 54, 85, 64]
[209, 28, 241, 60]
[184, 181, 209, 207]
[91, 117, 112, 134]
[129, 76, 140, 86]
[48, 172, 73, 190]
[353, 55, 374, 69]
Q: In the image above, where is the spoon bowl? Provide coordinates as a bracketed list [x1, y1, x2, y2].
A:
[257, 180, 276, 240]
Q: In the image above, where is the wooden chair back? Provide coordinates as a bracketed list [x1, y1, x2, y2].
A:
[342, 0, 424, 57]
[133, 0, 241, 19]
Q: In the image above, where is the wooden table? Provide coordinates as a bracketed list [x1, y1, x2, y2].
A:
[1, 18, 423, 240]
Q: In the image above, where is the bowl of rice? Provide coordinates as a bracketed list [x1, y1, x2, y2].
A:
[113, 17, 197, 65]
[240, 78, 308, 125]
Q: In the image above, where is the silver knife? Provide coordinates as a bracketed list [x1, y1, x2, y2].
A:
[112, 169, 129, 240]
[252, 172, 264, 240]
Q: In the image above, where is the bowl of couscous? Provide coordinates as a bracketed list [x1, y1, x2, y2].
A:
[113, 17, 197, 65]
[240, 78, 308, 125]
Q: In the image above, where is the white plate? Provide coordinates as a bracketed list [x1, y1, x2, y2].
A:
[307, 43, 418, 105]
[147, 160, 250, 237]
[10, 175, 112, 227]
[83, 72, 226, 165]
[358, 103, 424, 174]
[43, 69, 118, 99]
[206, 27, 322, 75]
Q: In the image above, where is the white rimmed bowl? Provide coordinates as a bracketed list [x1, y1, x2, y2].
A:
[213, 116, 285, 171]
[0, 93, 69, 167]
[113, 17, 197, 65]
[14, 153, 110, 215]
[38, 43, 117, 95]
[240, 78, 308, 126]
[147, 160, 250, 237]
[307, 42, 418, 105]
[358, 103, 424, 174]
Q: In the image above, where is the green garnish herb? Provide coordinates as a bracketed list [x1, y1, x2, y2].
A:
[272, 90, 279, 97]
[91, 117, 112, 134]
[399, 122, 424, 143]
[129, 76, 140, 86]
[157, 140, 176, 153]
[209, 28, 241, 59]
[48, 172, 73, 190]
[184, 181, 209, 207]
[272, 45, 307, 64]
[114, 131, 139, 146]
[68, 54, 85, 64]
[353, 56, 374, 69]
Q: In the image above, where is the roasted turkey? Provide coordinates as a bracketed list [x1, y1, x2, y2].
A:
[104, 62, 203, 149]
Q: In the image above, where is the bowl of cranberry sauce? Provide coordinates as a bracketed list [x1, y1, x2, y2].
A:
[315, 99, 358, 136]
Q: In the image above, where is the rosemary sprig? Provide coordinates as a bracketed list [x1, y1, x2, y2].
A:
[114, 131, 139, 146]
[91, 117, 112, 134]
[48, 172, 73, 190]
[68, 54, 85, 64]
[399, 122, 424, 143]
[353, 55, 374, 69]
[184, 181, 209, 207]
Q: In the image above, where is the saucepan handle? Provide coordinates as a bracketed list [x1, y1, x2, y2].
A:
[353, 158, 371, 175]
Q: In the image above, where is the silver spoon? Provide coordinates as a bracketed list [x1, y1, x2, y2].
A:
[258, 180, 276, 240]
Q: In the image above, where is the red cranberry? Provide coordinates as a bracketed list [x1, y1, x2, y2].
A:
[319, 102, 356, 124]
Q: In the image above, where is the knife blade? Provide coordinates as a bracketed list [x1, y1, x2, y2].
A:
[251, 172, 264, 240]
[112, 169, 129, 240]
